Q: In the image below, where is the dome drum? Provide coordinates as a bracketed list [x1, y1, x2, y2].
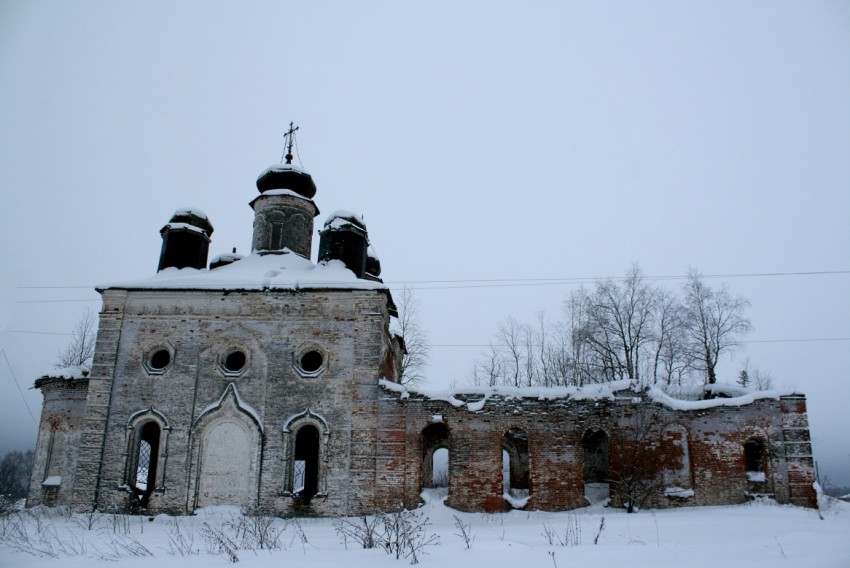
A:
[157, 210, 213, 271]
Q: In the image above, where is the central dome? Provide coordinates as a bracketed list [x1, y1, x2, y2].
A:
[256, 163, 317, 198]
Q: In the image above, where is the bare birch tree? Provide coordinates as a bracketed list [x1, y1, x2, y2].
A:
[397, 288, 430, 386]
[682, 270, 752, 384]
[497, 316, 524, 387]
[649, 289, 691, 386]
[55, 309, 97, 369]
[584, 265, 656, 383]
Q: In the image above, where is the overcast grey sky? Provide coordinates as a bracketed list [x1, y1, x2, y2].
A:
[1, 1, 848, 484]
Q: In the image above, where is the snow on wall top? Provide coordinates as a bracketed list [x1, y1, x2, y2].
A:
[378, 379, 799, 413]
[378, 379, 635, 409]
[644, 385, 795, 411]
[99, 251, 387, 292]
[41, 365, 91, 380]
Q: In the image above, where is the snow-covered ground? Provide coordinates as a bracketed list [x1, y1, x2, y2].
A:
[2, 490, 848, 568]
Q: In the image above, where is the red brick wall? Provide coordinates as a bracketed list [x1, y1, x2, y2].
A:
[377, 387, 816, 512]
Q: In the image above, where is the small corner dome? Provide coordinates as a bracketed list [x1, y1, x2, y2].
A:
[256, 163, 317, 199]
[167, 207, 214, 235]
[323, 210, 367, 232]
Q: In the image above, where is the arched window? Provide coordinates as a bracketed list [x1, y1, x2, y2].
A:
[421, 423, 450, 490]
[282, 409, 330, 504]
[132, 421, 161, 505]
[661, 424, 692, 490]
[502, 428, 530, 497]
[293, 425, 320, 501]
[582, 427, 610, 503]
[744, 438, 767, 482]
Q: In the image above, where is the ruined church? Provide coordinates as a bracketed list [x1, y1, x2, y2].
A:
[28, 133, 817, 515]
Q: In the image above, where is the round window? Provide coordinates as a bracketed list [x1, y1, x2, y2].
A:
[224, 350, 247, 373]
[149, 349, 171, 370]
[300, 350, 323, 373]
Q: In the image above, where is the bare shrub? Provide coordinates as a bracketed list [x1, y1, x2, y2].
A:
[287, 516, 310, 552]
[453, 514, 474, 549]
[224, 512, 286, 551]
[71, 508, 103, 531]
[200, 521, 240, 563]
[593, 515, 605, 545]
[542, 513, 581, 547]
[0, 509, 86, 557]
[380, 509, 439, 564]
[335, 514, 383, 549]
[164, 517, 198, 556]
[101, 533, 153, 558]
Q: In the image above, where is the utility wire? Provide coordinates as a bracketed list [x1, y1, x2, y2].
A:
[0, 349, 37, 426]
[10, 330, 73, 336]
[15, 269, 850, 293]
[17, 299, 100, 304]
[426, 337, 850, 348]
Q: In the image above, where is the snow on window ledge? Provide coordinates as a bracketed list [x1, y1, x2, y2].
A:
[664, 487, 694, 498]
[503, 490, 531, 509]
[747, 471, 766, 482]
[42, 476, 62, 487]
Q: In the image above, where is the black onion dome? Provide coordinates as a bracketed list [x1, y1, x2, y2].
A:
[323, 210, 367, 232]
[256, 163, 317, 198]
[168, 208, 214, 236]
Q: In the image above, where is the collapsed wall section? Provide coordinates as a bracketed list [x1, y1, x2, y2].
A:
[377, 383, 817, 512]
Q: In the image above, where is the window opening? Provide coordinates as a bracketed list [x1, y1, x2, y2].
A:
[502, 428, 530, 499]
[133, 422, 161, 505]
[270, 223, 284, 250]
[744, 438, 766, 482]
[224, 350, 247, 373]
[421, 423, 450, 490]
[293, 425, 320, 501]
[149, 349, 171, 371]
[300, 351, 323, 373]
[582, 428, 610, 503]
[661, 425, 692, 491]
[432, 447, 449, 488]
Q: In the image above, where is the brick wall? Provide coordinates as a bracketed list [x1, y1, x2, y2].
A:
[378, 386, 817, 512]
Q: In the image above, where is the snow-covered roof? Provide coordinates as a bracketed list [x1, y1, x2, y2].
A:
[99, 251, 388, 292]
[379, 379, 799, 412]
[209, 252, 243, 265]
[323, 210, 366, 231]
[260, 163, 311, 176]
[172, 207, 208, 220]
[160, 222, 209, 235]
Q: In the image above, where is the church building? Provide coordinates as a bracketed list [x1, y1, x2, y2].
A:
[28, 132, 817, 515]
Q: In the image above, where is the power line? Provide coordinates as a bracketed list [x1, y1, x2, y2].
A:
[10, 330, 73, 336]
[387, 270, 850, 290]
[426, 337, 850, 348]
[386, 269, 850, 287]
[17, 299, 100, 304]
[17, 286, 94, 289]
[0, 349, 37, 426]
[16, 269, 850, 294]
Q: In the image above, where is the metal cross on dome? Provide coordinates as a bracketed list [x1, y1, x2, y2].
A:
[281, 122, 299, 164]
